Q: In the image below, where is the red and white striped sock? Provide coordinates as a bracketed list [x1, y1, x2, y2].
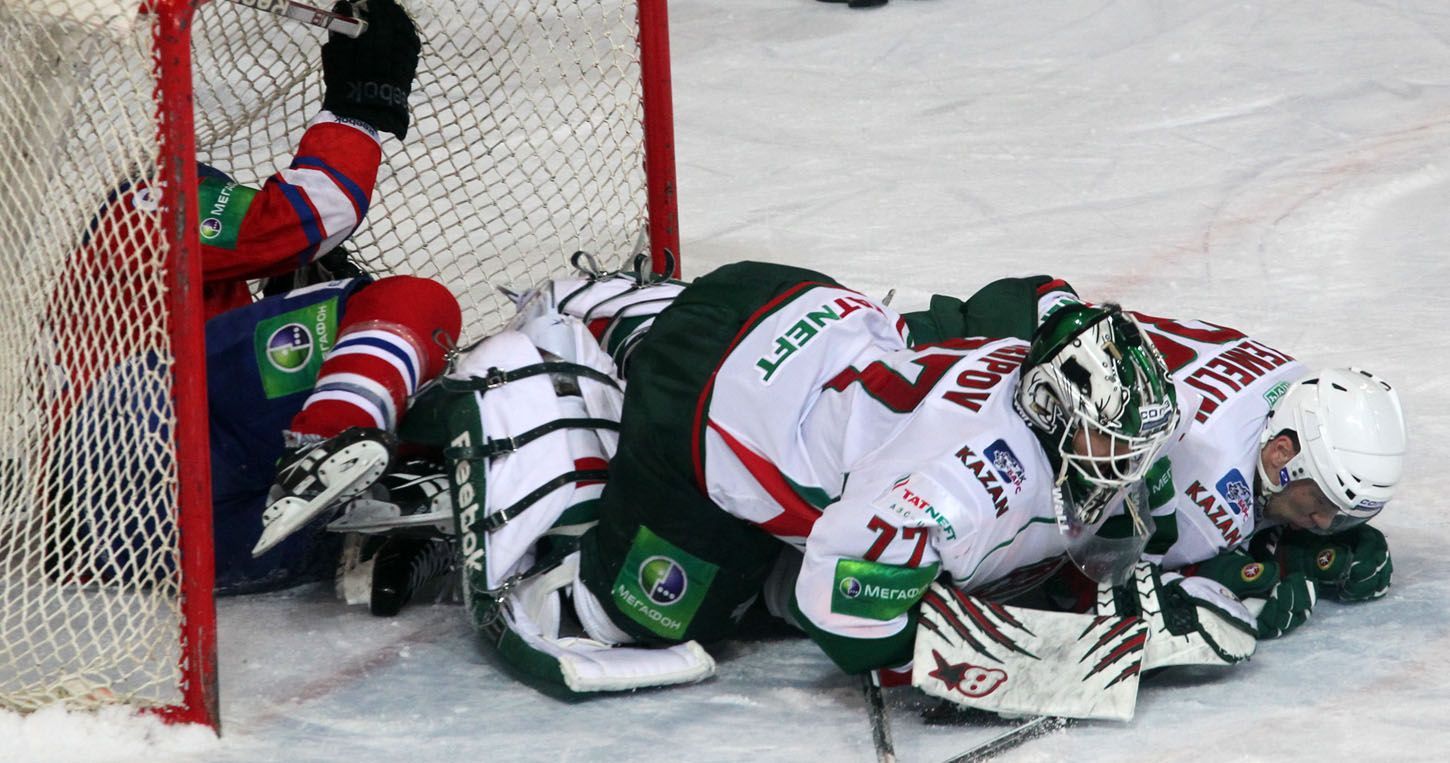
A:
[288, 275, 461, 439]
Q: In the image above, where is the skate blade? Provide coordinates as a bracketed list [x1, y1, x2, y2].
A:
[253, 440, 392, 556]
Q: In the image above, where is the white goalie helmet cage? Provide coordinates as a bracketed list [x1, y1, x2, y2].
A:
[1259, 367, 1407, 534]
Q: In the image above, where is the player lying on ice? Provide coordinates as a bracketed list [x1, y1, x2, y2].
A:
[901, 277, 1406, 666]
[57, 0, 463, 595]
[261, 255, 1406, 718]
[259, 257, 1182, 715]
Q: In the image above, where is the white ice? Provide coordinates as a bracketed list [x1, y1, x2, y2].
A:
[8, 0, 1450, 761]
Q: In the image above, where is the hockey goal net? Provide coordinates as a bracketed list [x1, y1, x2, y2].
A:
[0, 0, 677, 728]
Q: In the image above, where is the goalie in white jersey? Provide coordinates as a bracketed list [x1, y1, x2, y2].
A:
[414, 261, 1180, 693]
[917, 279, 1408, 641]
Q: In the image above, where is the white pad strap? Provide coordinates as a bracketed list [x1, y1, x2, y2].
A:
[913, 582, 1145, 721]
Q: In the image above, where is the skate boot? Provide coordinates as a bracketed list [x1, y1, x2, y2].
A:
[326, 459, 453, 537]
[253, 427, 397, 556]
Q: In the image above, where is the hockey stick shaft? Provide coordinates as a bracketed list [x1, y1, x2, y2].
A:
[224, 0, 368, 38]
[939, 716, 1072, 763]
[861, 672, 897, 763]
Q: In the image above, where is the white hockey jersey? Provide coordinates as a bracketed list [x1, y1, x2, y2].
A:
[699, 285, 1072, 644]
[1130, 313, 1306, 567]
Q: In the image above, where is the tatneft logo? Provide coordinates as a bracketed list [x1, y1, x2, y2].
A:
[200, 217, 223, 240]
[265, 323, 313, 372]
[839, 576, 863, 599]
[639, 556, 688, 605]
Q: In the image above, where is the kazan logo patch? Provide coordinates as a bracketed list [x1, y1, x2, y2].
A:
[983, 439, 1026, 494]
[1215, 469, 1254, 516]
[639, 556, 688, 606]
[265, 323, 313, 372]
[1316, 548, 1337, 572]
[1240, 562, 1264, 583]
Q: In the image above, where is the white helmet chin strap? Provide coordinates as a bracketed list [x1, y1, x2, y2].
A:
[1255, 428, 1289, 502]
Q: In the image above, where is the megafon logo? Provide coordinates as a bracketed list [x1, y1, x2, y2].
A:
[639, 556, 687, 605]
[838, 576, 863, 599]
[200, 217, 223, 240]
[266, 323, 313, 372]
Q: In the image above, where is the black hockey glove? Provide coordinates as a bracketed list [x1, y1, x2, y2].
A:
[321, 0, 422, 140]
[261, 244, 372, 298]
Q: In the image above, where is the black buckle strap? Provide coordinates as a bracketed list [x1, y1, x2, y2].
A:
[481, 468, 610, 532]
[439, 361, 620, 393]
[444, 417, 620, 461]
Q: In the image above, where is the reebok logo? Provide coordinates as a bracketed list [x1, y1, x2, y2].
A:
[348, 81, 410, 109]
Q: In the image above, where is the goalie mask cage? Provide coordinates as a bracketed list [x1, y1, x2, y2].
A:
[0, 0, 678, 729]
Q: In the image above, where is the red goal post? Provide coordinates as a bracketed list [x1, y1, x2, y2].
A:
[0, 0, 679, 730]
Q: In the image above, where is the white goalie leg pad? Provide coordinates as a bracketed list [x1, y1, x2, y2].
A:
[496, 552, 715, 693]
[1097, 562, 1257, 671]
[506, 272, 683, 372]
[913, 582, 1146, 721]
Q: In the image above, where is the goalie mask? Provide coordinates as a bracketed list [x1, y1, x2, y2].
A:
[1015, 302, 1179, 583]
[1258, 368, 1406, 535]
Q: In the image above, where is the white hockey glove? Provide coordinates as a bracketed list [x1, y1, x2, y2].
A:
[1097, 562, 1257, 671]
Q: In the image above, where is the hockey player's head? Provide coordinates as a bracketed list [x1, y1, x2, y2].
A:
[1017, 302, 1179, 502]
[1257, 368, 1406, 535]
[1016, 302, 1178, 583]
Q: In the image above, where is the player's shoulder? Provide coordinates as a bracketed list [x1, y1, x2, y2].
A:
[1156, 429, 1261, 557]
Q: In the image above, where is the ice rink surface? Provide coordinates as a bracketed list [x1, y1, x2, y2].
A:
[8, 0, 1450, 761]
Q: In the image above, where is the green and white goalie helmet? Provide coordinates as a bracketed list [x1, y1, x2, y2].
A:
[1015, 302, 1179, 583]
[1020, 301, 1177, 583]
[1017, 302, 1179, 500]
[1258, 367, 1407, 534]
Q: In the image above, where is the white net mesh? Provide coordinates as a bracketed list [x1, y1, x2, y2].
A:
[0, 0, 665, 716]
[0, 0, 186, 711]
[196, 0, 657, 335]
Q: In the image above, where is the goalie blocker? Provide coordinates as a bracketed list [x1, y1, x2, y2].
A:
[913, 560, 1258, 721]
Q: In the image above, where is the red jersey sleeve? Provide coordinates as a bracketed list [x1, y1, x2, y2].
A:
[197, 113, 382, 286]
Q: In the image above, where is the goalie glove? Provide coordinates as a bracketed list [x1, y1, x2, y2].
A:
[1097, 562, 1257, 671]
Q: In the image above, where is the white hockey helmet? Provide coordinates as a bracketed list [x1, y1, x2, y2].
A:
[1258, 368, 1407, 534]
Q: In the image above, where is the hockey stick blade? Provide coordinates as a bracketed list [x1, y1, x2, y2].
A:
[860, 672, 897, 763]
[940, 716, 1073, 763]
[226, 0, 368, 38]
